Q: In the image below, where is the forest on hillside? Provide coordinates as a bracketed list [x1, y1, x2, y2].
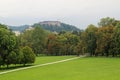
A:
[0, 17, 120, 68]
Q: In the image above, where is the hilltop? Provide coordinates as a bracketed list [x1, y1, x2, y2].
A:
[8, 21, 80, 32]
[32, 21, 80, 32]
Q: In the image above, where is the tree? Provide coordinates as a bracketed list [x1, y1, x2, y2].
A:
[95, 26, 115, 56]
[0, 56, 3, 68]
[113, 22, 120, 56]
[47, 33, 57, 55]
[98, 17, 116, 27]
[31, 27, 48, 55]
[0, 24, 7, 29]
[19, 26, 48, 56]
[74, 40, 85, 56]
[0, 24, 17, 67]
[85, 24, 98, 56]
[21, 46, 36, 66]
[6, 51, 17, 68]
[56, 34, 67, 55]
[0, 24, 37, 68]
[19, 30, 33, 47]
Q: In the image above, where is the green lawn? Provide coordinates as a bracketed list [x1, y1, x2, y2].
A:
[0, 57, 120, 80]
[35, 56, 74, 64]
[0, 56, 74, 72]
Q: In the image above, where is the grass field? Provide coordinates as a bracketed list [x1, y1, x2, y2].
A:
[0, 56, 120, 80]
[0, 56, 74, 72]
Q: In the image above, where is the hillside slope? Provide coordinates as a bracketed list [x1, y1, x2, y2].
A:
[8, 21, 80, 32]
[32, 21, 80, 32]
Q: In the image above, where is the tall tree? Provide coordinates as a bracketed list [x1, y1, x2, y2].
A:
[0, 56, 3, 68]
[6, 51, 17, 68]
[113, 22, 120, 56]
[98, 17, 116, 27]
[95, 26, 115, 56]
[19, 26, 48, 55]
[0, 24, 17, 67]
[31, 27, 48, 55]
[85, 24, 98, 56]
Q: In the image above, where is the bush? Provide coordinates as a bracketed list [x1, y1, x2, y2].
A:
[21, 46, 36, 66]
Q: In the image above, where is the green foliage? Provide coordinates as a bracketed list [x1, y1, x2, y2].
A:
[6, 51, 17, 67]
[14, 48, 24, 64]
[31, 27, 47, 55]
[22, 46, 36, 66]
[113, 23, 120, 56]
[98, 17, 116, 27]
[0, 24, 36, 68]
[46, 32, 80, 55]
[19, 26, 48, 55]
[1, 17, 120, 69]
[19, 30, 33, 47]
[85, 24, 98, 56]
[35, 19, 120, 57]
[0, 24, 8, 29]
[0, 24, 17, 68]
[95, 26, 115, 56]
[0, 56, 3, 67]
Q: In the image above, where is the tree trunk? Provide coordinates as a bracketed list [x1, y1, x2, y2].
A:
[112, 53, 115, 57]
[106, 52, 109, 57]
[7, 64, 9, 69]
[95, 53, 98, 57]
[23, 63, 26, 67]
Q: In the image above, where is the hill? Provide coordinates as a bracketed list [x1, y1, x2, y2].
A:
[8, 25, 29, 32]
[32, 21, 80, 32]
[8, 21, 80, 32]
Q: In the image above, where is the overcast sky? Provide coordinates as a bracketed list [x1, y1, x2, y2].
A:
[0, 0, 120, 29]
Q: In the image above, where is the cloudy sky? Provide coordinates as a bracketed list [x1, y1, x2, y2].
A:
[0, 0, 120, 29]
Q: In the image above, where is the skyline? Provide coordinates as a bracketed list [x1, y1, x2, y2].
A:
[0, 0, 120, 29]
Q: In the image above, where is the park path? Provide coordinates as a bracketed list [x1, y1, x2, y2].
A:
[0, 56, 85, 75]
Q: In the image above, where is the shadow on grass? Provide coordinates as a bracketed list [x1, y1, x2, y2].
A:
[0, 64, 33, 71]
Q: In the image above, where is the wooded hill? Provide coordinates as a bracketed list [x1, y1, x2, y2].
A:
[32, 21, 80, 32]
[8, 21, 80, 32]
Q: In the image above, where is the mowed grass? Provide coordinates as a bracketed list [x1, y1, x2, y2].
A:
[35, 56, 74, 65]
[0, 56, 74, 72]
[1, 57, 120, 80]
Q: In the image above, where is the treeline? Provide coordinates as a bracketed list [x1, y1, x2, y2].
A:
[0, 25, 35, 68]
[0, 17, 120, 68]
[19, 17, 120, 57]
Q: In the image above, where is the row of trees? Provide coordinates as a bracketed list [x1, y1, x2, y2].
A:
[0, 25, 35, 68]
[84, 17, 120, 57]
[18, 26, 48, 56]
[19, 17, 120, 57]
[1, 17, 119, 69]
